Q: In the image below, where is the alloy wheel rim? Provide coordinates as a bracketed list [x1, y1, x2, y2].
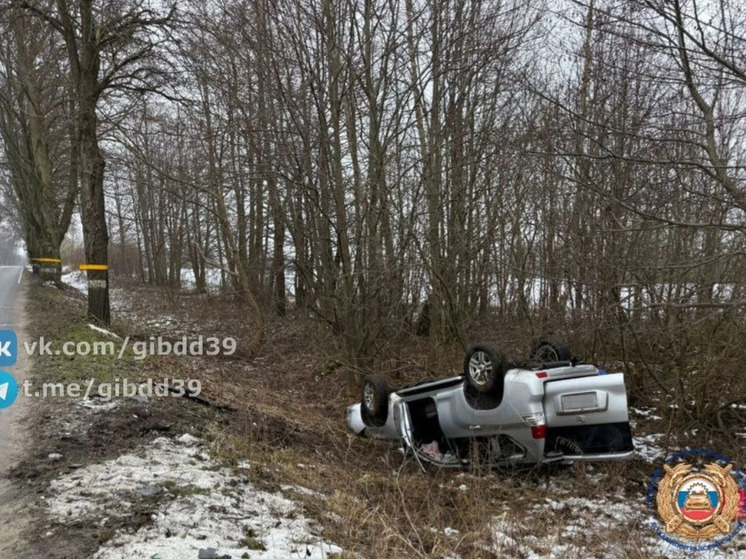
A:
[536, 346, 559, 362]
[468, 351, 492, 385]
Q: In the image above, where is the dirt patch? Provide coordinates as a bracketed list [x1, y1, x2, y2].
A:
[10, 282, 228, 558]
[12, 278, 356, 558]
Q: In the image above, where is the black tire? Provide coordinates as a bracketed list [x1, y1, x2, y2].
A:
[360, 375, 391, 427]
[463, 343, 507, 395]
[529, 337, 571, 362]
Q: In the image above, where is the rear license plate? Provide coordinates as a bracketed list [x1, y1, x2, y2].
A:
[561, 392, 598, 412]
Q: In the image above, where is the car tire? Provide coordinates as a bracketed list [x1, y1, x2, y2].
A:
[360, 375, 391, 427]
[463, 343, 507, 395]
[529, 337, 571, 362]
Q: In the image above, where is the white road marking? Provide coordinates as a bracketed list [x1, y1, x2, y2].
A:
[0, 266, 24, 285]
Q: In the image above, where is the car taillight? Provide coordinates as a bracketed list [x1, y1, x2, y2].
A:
[535, 372, 548, 379]
[531, 425, 547, 439]
[522, 413, 546, 439]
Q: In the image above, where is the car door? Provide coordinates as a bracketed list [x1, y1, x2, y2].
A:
[542, 373, 634, 459]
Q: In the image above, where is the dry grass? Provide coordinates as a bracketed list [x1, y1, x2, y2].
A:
[98, 278, 746, 558]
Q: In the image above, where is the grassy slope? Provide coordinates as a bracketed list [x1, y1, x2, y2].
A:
[15, 278, 746, 558]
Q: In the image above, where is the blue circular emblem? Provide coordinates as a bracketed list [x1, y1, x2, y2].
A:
[0, 371, 19, 409]
[647, 449, 745, 551]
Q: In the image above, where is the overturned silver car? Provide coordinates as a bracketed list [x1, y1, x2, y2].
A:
[346, 339, 634, 468]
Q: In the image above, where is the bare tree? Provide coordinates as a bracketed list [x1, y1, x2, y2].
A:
[18, 0, 173, 323]
[0, 6, 76, 281]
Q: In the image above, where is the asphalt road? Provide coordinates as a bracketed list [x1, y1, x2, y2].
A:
[0, 265, 28, 553]
[0, 266, 24, 331]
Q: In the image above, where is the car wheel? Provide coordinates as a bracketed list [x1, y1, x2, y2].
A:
[463, 343, 507, 395]
[529, 337, 571, 362]
[360, 375, 391, 427]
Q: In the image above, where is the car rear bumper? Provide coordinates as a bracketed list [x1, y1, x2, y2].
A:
[560, 450, 636, 462]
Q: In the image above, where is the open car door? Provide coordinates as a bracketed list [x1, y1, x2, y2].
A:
[543, 373, 634, 460]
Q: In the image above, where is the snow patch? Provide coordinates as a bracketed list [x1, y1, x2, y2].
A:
[634, 433, 667, 463]
[47, 435, 343, 559]
[87, 323, 122, 340]
[76, 397, 119, 412]
[631, 407, 663, 421]
[492, 488, 739, 558]
[176, 433, 200, 446]
[62, 270, 88, 294]
[180, 267, 224, 293]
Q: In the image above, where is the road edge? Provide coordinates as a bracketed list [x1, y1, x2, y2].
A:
[0, 270, 34, 553]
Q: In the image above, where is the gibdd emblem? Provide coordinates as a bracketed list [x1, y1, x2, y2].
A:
[649, 449, 745, 551]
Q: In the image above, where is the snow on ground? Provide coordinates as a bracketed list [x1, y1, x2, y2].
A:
[62, 270, 88, 294]
[62, 272, 133, 324]
[143, 315, 181, 331]
[46, 435, 343, 559]
[488, 472, 742, 559]
[633, 433, 667, 463]
[630, 407, 663, 421]
[180, 268, 224, 293]
[88, 323, 122, 339]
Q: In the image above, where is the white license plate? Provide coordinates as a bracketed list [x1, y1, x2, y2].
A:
[561, 392, 598, 412]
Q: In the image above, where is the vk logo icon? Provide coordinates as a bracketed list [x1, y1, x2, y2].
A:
[0, 331, 16, 367]
[0, 371, 18, 408]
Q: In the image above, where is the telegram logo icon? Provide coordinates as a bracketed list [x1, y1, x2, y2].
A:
[0, 371, 19, 409]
